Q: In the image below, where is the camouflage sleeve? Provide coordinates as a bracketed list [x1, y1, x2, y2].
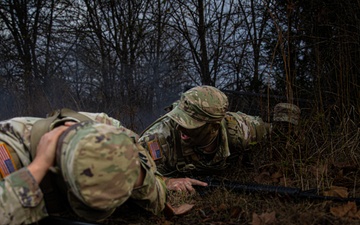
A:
[226, 112, 270, 147]
[78, 112, 122, 127]
[130, 146, 167, 215]
[138, 118, 176, 175]
[0, 167, 47, 224]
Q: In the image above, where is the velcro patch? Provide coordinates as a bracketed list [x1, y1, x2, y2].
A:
[0, 142, 17, 178]
[147, 140, 162, 161]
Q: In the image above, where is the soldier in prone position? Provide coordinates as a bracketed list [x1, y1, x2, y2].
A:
[0, 110, 167, 225]
[138, 85, 300, 193]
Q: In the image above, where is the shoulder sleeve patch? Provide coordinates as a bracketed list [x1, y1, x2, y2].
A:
[0, 142, 18, 178]
[147, 139, 163, 161]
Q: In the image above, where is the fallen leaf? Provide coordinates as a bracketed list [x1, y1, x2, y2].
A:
[164, 202, 194, 218]
[348, 207, 360, 219]
[271, 171, 283, 179]
[330, 202, 357, 217]
[324, 186, 348, 198]
[172, 203, 194, 215]
[254, 172, 271, 184]
[252, 212, 261, 225]
[271, 171, 283, 183]
[252, 211, 277, 225]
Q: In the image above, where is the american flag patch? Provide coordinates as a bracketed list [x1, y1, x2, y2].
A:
[0, 142, 17, 178]
[147, 140, 162, 160]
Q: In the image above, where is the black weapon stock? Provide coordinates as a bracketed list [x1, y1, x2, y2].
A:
[196, 176, 360, 204]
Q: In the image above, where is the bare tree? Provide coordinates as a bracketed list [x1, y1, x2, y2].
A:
[167, 0, 242, 87]
[0, 0, 357, 129]
[0, 0, 82, 116]
[0, 0, 47, 115]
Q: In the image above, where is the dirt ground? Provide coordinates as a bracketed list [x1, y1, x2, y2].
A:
[46, 119, 360, 225]
[103, 120, 360, 225]
[104, 163, 360, 225]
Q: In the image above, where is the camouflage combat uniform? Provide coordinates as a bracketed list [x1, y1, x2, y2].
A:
[0, 111, 166, 225]
[139, 86, 300, 176]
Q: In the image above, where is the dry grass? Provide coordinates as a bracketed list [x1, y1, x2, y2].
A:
[102, 114, 360, 225]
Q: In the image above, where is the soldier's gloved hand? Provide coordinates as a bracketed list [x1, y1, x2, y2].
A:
[165, 177, 207, 194]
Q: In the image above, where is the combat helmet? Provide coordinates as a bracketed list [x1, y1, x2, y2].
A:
[167, 85, 229, 129]
[56, 121, 141, 221]
[273, 103, 301, 125]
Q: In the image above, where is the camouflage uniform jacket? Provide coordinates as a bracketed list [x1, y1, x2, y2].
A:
[139, 111, 269, 176]
[0, 112, 166, 225]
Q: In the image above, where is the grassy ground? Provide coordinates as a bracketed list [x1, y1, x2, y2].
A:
[65, 115, 360, 225]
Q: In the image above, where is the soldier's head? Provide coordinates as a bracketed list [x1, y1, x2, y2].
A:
[167, 85, 228, 147]
[272, 103, 301, 139]
[55, 121, 140, 221]
[273, 103, 301, 125]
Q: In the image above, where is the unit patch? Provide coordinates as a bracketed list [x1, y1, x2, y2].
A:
[147, 140, 162, 161]
[0, 142, 17, 178]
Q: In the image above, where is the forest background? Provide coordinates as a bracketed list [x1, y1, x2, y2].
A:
[1, 0, 358, 131]
[0, 1, 359, 224]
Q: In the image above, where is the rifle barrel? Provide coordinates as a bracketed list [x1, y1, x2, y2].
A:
[199, 177, 360, 204]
